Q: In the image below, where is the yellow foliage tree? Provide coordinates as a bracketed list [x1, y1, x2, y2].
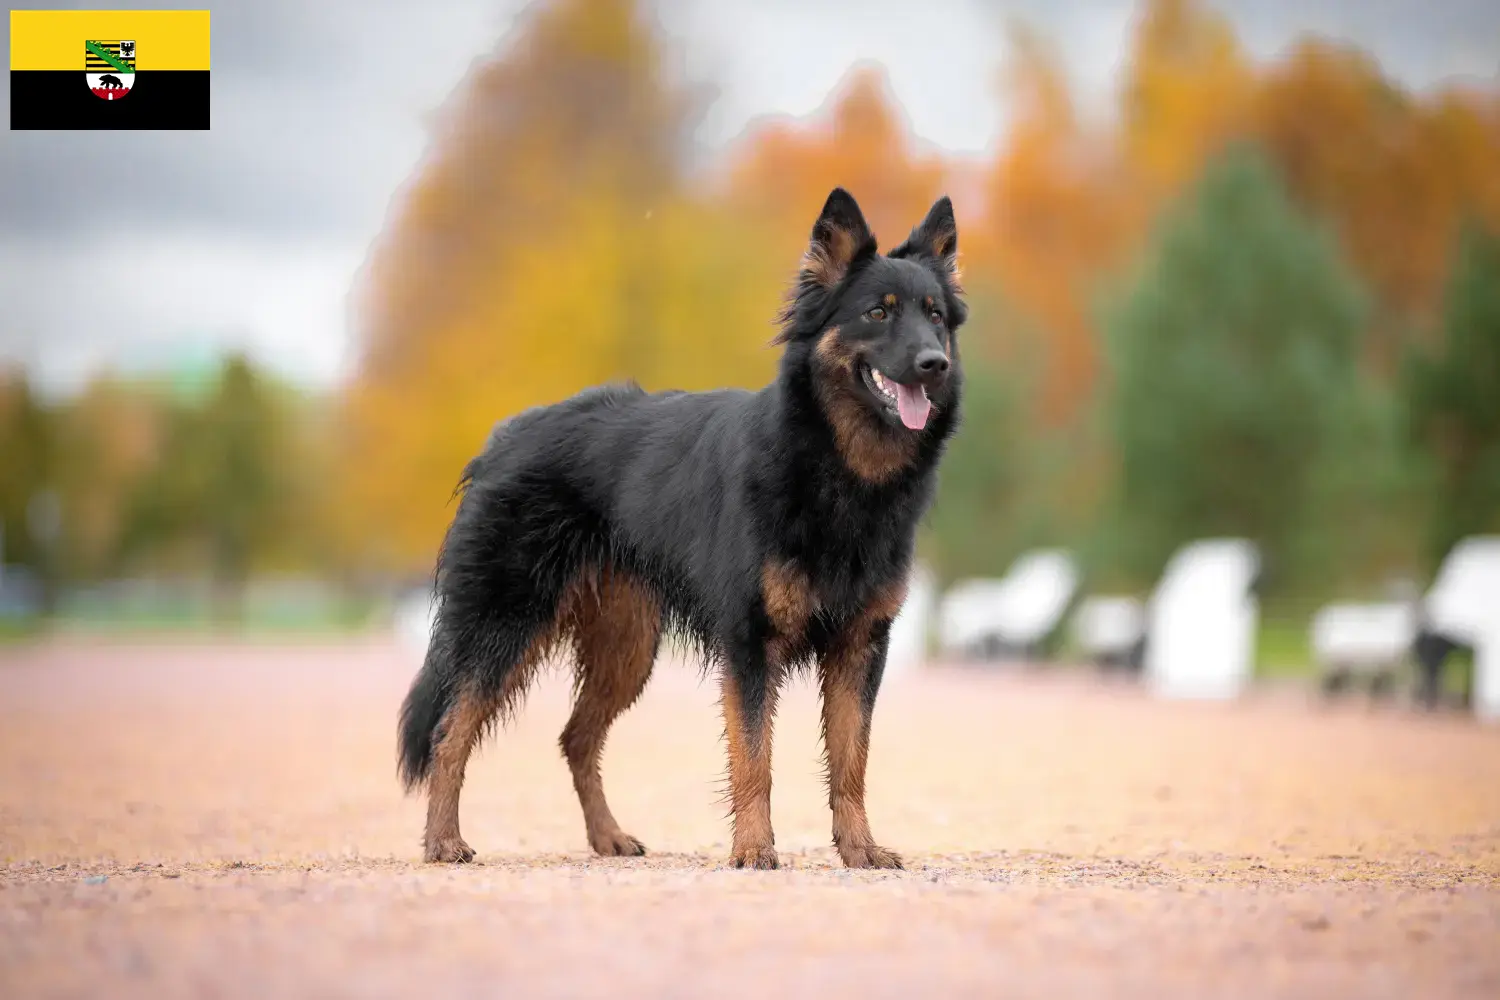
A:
[338, 0, 786, 575]
[1121, 0, 1254, 201]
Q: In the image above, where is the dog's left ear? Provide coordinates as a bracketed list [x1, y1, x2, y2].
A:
[893, 195, 960, 287]
[801, 188, 877, 289]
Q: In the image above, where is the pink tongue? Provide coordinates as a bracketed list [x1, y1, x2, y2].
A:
[894, 381, 931, 430]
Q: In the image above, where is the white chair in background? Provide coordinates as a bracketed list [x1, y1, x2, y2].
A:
[1417, 536, 1500, 721]
[1145, 538, 1260, 701]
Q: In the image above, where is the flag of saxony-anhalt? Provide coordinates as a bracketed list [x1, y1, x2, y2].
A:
[10, 10, 210, 130]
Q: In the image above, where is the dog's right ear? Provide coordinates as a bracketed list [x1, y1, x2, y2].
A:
[800, 188, 876, 289]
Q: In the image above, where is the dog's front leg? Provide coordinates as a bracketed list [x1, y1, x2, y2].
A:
[720, 654, 780, 870]
[821, 620, 903, 869]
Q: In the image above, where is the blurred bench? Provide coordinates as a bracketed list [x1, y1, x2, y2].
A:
[1311, 601, 1415, 698]
[937, 549, 1079, 663]
[1072, 595, 1147, 672]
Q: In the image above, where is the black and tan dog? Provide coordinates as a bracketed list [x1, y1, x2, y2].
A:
[398, 188, 966, 869]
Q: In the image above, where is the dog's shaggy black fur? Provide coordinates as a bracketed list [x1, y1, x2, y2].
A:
[398, 188, 967, 869]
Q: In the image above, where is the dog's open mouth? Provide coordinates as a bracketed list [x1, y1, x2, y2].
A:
[859, 362, 931, 431]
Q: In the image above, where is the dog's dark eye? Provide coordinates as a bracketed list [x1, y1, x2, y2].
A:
[867, 307, 887, 322]
[929, 310, 944, 325]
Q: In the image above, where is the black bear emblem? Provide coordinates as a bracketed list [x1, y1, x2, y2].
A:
[98, 73, 123, 89]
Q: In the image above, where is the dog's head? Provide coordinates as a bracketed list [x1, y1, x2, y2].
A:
[777, 189, 966, 478]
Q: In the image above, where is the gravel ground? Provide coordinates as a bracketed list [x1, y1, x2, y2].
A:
[2, 637, 1498, 999]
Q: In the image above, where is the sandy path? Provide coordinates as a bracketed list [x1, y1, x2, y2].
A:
[2, 637, 1498, 998]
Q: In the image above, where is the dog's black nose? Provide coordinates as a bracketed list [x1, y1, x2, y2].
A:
[914, 350, 950, 382]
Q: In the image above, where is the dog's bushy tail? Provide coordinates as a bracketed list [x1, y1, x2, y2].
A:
[398, 447, 488, 793]
[398, 641, 451, 792]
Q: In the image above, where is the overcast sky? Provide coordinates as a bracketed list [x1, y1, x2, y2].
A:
[2, 0, 1496, 396]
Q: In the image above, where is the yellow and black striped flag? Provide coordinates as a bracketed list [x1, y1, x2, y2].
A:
[10, 10, 211, 130]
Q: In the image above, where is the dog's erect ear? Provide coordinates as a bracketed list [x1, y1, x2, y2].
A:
[893, 195, 960, 287]
[801, 188, 876, 289]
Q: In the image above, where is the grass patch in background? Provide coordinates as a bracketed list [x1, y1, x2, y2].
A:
[1256, 616, 1316, 679]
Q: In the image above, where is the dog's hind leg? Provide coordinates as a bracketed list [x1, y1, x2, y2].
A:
[560, 569, 661, 857]
[422, 681, 495, 863]
[420, 614, 561, 863]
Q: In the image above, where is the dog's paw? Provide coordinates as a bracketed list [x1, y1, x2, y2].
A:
[424, 835, 475, 864]
[729, 845, 780, 870]
[839, 844, 904, 870]
[591, 830, 647, 857]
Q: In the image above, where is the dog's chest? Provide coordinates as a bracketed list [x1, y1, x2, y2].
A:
[762, 542, 907, 649]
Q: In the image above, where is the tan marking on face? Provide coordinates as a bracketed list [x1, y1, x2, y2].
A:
[814, 326, 855, 371]
[812, 329, 918, 483]
[882, 293, 897, 308]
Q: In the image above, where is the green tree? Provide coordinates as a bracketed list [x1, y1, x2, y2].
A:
[119, 355, 284, 614]
[0, 370, 58, 606]
[1405, 220, 1500, 568]
[1102, 144, 1369, 596]
[202, 356, 279, 591]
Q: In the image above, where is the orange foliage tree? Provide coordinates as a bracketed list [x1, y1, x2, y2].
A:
[1253, 41, 1500, 365]
[969, 22, 1137, 423]
[724, 65, 951, 262]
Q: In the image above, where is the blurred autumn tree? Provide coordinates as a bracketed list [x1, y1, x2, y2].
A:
[979, 0, 1500, 423]
[1121, 0, 1253, 204]
[1102, 146, 1370, 595]
[1253, 42, 1500, 370]
[725, 65, 950, 262]
[339, 0, 793, 575]
[970, 23, 1134, 425]
[1404, 221, 1500, 569]
[50, 375, 161, 580]
[954, 0, 1500, 596]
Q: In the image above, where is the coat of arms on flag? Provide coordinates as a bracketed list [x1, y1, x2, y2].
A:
[85, 39, 136, 100]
